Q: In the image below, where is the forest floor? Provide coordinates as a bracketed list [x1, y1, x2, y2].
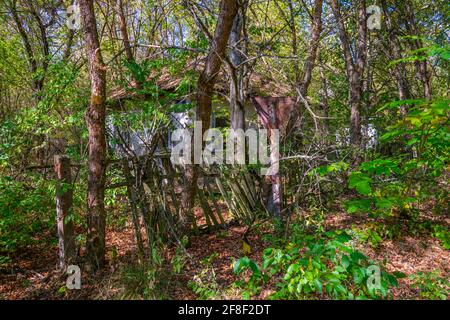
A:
[1, 206, 449, 300]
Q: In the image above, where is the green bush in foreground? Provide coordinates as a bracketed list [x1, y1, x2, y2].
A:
[234, 231, 404, 300]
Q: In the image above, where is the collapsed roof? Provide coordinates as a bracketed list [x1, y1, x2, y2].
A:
[109, 59, 292, 105]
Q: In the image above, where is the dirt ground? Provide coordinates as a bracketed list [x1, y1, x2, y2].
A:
[1, 210, 448, 300]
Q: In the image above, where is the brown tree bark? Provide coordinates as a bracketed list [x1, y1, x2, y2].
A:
[63, 29, 76, 61]
[288, 0, 300, 83]
[79, 0, 108, 270]
[115, 0, 142, 90]
[229, 2, 247, 131]
[330, 0, 367, 153]
[54, 155, 76, 269]
[381, 0, 411, 114]
[251, 97, 296, 218]
[196, 0, 239, 131]
[298, 0, 323, 97]
[25, 0, 50, 73]
[116, 0, 133, 62]
[180, 0, 239, 234]
[403, 0, 431, 100]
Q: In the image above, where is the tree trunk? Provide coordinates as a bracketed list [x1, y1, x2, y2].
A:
[196, 0, 239, 130]
[229, 3, 247, 131]
[25, 0, 50, 73]
[10, 0, 41, 93]
[54, 155, 76, 269]
[80, 0, 108, 270]
[381, 0, 411, 115]
[287, 0, 300, 83]
[298, 0, 323, 97]
[180, 0, 238, 234]
[116, 0, 142, 90]
[330, 0, 367, 153]
[403, 1, 431, 100]
[349, 75, 363, 148]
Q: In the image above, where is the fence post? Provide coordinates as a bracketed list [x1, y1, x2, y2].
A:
[54, 155, 76, 269]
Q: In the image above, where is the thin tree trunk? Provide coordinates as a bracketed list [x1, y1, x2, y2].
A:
[180, 0, 238, 235]
[381, 0, 411, 114]
[196, 0, 239, 130]
[403, 1, 431, 100]
[298, 0, 323, 97]
[54, 155, 76, 269]
[330, 0, 367, 153]
[10, 0, 41, 93]
[229, 2, 247, 131]
[294, 0, 323, 148]
[25, 1, 50, 73]
[287, 0, 299, 83]
[116, 0, 142, 90]
[79, 0, 108, 270]
[64, 29, 76, 61]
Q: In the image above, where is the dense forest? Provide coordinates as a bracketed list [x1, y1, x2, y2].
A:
[0, 0, 448, 301]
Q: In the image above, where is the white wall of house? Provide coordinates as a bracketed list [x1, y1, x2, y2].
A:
[108, 104, 219, 158]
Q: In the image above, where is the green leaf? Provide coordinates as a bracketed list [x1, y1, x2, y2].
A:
[348, 173, 372, 195]
[353, 268, 366, 284]
[393, 271, 407, 279]
[345, 199, 372, 214]
[314, 279, 323, 293]
[335, 284, 348, 295]
[386, 274, 399, 287]
[350, 251, 368, 263]
[249, 260, 262, 277]
[375, 198, 394, 210]
[341, 255, 350, 269]
[262, 257, 274, 270]
[233, 256, 250, 273]
[356, 181, 372, 195]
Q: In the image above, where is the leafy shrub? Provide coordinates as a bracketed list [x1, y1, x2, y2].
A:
[234, 231, 403, 300]
[188, 253, 220, 300]
[432, 225, 450, 250]
[0, 176, 55, 254]
[339, 99, 449, 219]
[352, 226, 384, 249]
[188, 268, 220, 300]
[410, 271, 450, 300]
[120, 246, 169, 299]
[344, 159, 417, 218]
